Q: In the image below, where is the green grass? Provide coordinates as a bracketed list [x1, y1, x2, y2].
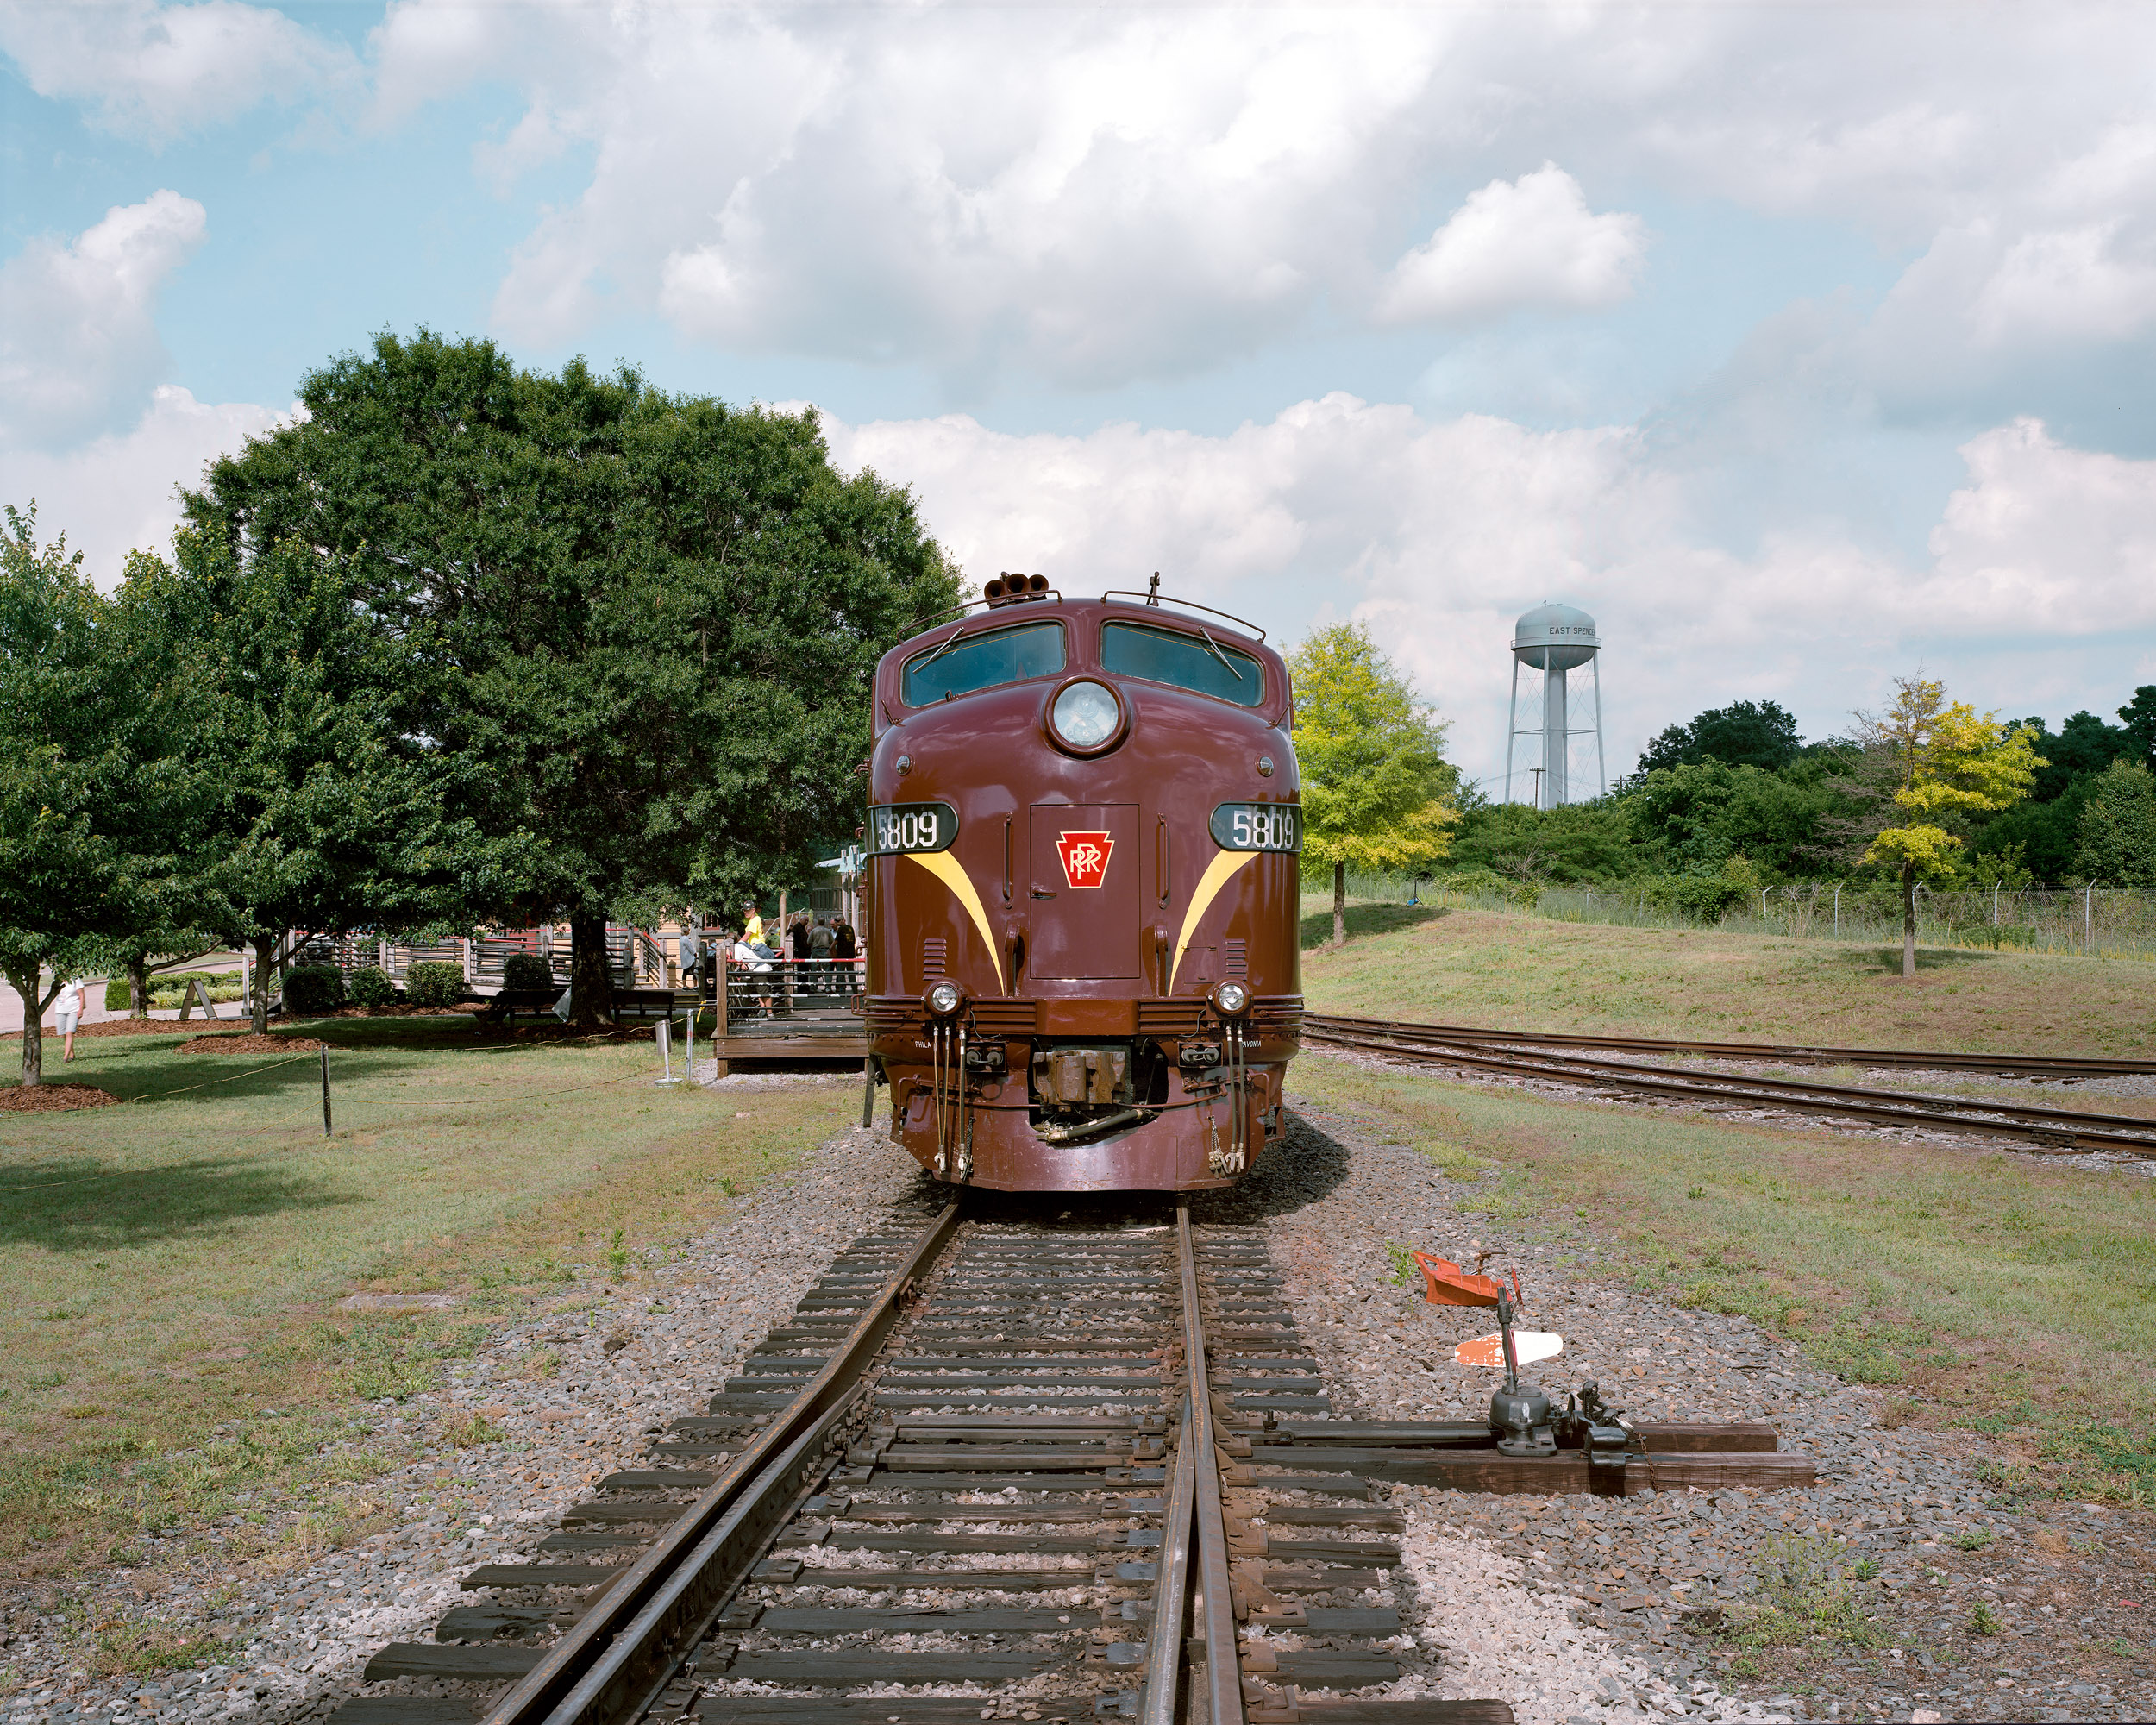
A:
[0, 1015, 856, 1588]
[1300, 899, 2156, 1057]
[1288, 1053, 2156, 1502]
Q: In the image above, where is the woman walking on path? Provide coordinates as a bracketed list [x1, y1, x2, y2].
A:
[53, 976, 86, 1063]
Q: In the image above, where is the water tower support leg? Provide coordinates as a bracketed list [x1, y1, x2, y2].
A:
[1505, 658, 1520, 805]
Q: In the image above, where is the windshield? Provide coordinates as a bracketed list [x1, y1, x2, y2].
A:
[901, 620, 1065, 705]
[1100, 621, 1264, 707]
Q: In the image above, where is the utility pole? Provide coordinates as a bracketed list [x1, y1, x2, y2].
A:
[1527, 766, 1545, 810]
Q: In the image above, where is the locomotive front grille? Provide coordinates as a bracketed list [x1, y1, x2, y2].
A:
[1136, 1000, 1206, 1038]
[970, 999, 1038, 1037]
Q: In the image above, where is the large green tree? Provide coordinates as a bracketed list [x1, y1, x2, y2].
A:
[1636, 699, 1803, 775]
[142, 526, 506, 1031]
[185, 332, 958, 1020]
[1445, 795, 1639, 884]
[2074, 759, 2156, 887]
[2121, 687, 2156, 767]
[1627, 759, 1843, 879]
[1288, 623, 1457, 948]
[1, 508, 203, 1083]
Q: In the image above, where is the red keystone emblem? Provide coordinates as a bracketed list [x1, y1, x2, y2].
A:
[1056, 831, 1114, 889]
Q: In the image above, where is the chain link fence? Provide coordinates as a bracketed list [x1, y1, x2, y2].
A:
[1327, 871, 2156, 959]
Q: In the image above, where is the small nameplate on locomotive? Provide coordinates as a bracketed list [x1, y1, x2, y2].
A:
[1209, 802, 1300, 852]
[868, 802, 959, 855]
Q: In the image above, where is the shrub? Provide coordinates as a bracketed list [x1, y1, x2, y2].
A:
[1438, 867, 1542, 907]
[348, 966, 397, 1008]
[1642, 873, 1751, 923]
[500, 952, 555, 992]
[404, 962, 466, 1008]
[104, 979, 132, 1012]
[282, 965, 345, 1016]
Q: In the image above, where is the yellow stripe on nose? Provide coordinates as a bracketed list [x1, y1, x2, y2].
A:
[902, 849, 1006, 994]
[1169, 849, 1258, 990]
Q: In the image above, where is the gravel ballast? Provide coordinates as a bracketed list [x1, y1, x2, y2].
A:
[1194, 1078, 2156, 1725]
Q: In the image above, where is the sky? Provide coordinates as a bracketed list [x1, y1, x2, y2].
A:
[3, 1, 2154, 796]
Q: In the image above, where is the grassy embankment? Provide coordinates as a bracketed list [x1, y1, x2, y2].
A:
[0, 1014, 855, 1652]
[1297, 897, 2153, 1056]
[1295, 903, 2156, 1502]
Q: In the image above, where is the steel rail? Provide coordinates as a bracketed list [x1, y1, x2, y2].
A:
[1317, 1023, 2156, 1139]
[1176, 1206, 1245, 1725]
[1306, 1023, 2156, 1160]
[480, 1200, 964, 1725]
[1137, 1389, 1199, 1725]
[1302, 1012, 2156, 1080]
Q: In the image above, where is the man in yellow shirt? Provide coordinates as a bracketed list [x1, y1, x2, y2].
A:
[741, 902, 765, 947]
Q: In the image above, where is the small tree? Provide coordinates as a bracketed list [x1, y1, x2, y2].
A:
[2074, 759, 2156, 887]
[1288, 624, 1458, 948]
[1859, 676, 2042, 978]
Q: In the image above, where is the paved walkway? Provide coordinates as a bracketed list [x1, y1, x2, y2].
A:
[1, 958, 247, 1038]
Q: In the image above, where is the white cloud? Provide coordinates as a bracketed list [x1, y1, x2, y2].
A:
[0, 191, 207, 450]
[0, 386, 288, 583]
[1927, 418, 2156, 620]
[16, 3, 2156, 416]
[353, 1, 2156, 399]
[1376, 166, 1647, 324]
[818, 398, 2156, 782]
[0, 1, 354, 142]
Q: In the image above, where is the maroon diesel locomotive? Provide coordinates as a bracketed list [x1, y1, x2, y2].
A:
[863, 578, 1302, 1191]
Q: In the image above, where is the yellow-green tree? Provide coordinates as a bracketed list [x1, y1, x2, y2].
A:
[1288, 623, 1458, 949]
[1861, 676, 2043, 978]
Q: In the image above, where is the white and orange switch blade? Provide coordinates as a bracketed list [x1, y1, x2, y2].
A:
[1453, 1331, 1564, 1370]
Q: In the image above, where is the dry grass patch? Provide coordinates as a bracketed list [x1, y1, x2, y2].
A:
[1301, 902, 2155, 1057]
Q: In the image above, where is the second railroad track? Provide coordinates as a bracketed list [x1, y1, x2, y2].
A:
[1302, 1014, 2156, 1163]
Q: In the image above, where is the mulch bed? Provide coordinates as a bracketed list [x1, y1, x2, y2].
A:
[178, 1032, 328, 1055]
[72, 1017, 203, 1038]
[0, 1082, 119, 1112]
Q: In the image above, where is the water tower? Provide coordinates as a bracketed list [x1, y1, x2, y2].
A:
[1505, 601, 1605, 806]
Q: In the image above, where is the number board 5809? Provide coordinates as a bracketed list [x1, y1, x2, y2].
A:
[1209, 802, 1300, 852]
[868, 802, 959, 855]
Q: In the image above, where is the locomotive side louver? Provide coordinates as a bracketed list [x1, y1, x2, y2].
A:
[922, 938, 948, 978]
[1225, 938, 1248, 978]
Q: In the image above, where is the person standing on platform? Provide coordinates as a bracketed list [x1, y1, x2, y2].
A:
[809, 915, 835, 990]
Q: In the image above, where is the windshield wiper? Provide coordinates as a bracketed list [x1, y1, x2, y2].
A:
[1195, 624, 1246, 682]
[912, 624, 971, 678]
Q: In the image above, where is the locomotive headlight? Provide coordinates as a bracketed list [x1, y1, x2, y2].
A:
[924, 979, 964, 1019]
[1212, 980, 1252, 1018]
[1050, 680, 1122, 751]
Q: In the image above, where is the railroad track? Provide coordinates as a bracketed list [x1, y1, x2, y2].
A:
[329, 1201, 1810, 1725]
[1301, 1014, 2156, 1082]
[1303, 1015, 2156, 1162]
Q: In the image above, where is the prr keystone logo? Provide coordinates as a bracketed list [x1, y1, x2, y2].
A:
[1056, 831, 1114, 889]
